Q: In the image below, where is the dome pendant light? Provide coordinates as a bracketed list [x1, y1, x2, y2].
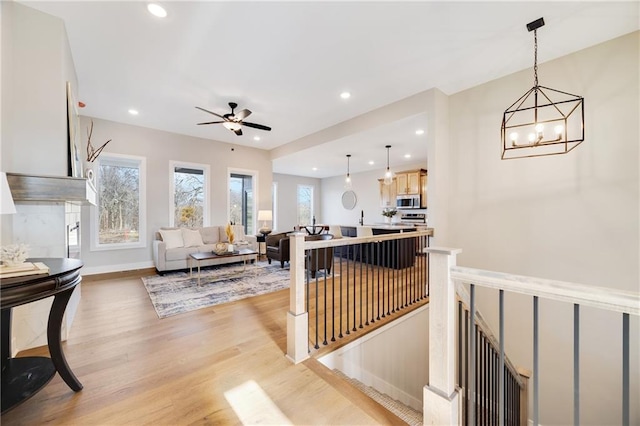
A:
[344, 154, 352, 189]
[383, 145, 394, 185]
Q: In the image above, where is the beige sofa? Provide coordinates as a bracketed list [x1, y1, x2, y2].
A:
[152, 225, 258, 273]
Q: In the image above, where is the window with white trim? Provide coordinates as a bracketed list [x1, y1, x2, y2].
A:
[297, 184, 314, 225]
[91, 153, 146, 250]
[170, 161, 209, 227]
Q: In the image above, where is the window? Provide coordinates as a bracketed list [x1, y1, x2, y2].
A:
[91, 153, 146, 250]
[297, 184, 314, 225]
[170, 162, 209, 227]
[272, 181, 278, 232]
[229, 171, 255, 235]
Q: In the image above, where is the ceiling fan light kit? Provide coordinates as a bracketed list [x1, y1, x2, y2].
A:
[501, 17, 585, 160]
[196, 102, 272, 137]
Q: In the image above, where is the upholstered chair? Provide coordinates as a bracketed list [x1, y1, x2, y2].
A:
[266, 232, 291, 268]
[305, 233, 334, 278]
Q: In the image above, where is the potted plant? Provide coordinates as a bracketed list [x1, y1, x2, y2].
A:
[381, 207, 397, 224]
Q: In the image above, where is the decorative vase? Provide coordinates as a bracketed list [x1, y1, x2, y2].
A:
[384, 216, 391, 224]
[227, 244, 234, 252]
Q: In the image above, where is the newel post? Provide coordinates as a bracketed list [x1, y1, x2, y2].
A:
[286, 232, 309, 364]
[423, 247, 462, 425]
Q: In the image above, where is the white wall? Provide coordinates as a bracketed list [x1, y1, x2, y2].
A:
[272, 173, 321, 233]
[320, 306, 429, 412]
[320, 161, 427, 228]
[0, 1, 77, 176]
[444, 32, 639, 425]
[80, 117, 273, 274]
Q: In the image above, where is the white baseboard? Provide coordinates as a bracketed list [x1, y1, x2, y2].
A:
[81, 261, 155, 276]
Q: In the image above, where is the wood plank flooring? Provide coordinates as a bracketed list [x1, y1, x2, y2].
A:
[1, 264, 414, 425]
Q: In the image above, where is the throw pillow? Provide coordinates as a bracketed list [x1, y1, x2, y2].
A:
[200, 227, 219, 244]
[159, 229, 184, 249]
[182, 228, 204, 247]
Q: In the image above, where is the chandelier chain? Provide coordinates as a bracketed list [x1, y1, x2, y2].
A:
[533, 29, 538, 87]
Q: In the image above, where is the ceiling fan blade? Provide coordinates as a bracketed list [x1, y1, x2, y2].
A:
[234, 109, 252, 121]
[195, 106, 226, 119]
[197, 121, 225, 125]
[233, 128, 243, 136]
[242, 121, 272, 131]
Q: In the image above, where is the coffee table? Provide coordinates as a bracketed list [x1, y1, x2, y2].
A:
[189, 248, 258, 286]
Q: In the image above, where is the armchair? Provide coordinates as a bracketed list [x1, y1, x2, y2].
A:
[266, 232, 291, 268]
[305, 234, 334, 278]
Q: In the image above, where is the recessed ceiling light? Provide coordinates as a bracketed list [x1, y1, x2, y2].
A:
[312, 167, 318, 171]
[253, 136, 260, 141]
[368, 161, 374, 165]
[404, 154, 411, 159]
[147, 3, 167, 18]
[128, 109, 139, 115]
[415, 129, 424, 135]
[340, 92, 351, 100]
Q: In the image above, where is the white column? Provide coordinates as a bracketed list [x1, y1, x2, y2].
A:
[286, 232, 309, 363]
[423, 247, 461, 425]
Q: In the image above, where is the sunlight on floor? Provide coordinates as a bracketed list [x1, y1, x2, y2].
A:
[224, 380, 293, 425]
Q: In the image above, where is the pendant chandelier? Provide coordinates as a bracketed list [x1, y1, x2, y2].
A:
[383, 145, 394, 185]
[501, 17, 585, 160]
[344, 154, 352, 189]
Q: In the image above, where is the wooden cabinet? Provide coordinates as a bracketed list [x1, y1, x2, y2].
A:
[378, 169, 427, 208]
[378, 178, 397, 207]
[396, 171, 421, 195]
[420, 174, 427, 208]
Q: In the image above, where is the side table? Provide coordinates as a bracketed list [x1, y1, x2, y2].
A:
[1, 258, 84, 414]
[256, 234, 267, 258]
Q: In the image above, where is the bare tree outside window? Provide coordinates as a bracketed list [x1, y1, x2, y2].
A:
[174, 167, 204, 227]
[98, 163, 140, 244]
[297, 184, 313, 225]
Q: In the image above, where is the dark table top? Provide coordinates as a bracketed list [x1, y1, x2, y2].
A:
[1, 258, 83, 310]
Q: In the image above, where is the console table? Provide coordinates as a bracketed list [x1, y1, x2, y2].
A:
[1, 258, 84, 414]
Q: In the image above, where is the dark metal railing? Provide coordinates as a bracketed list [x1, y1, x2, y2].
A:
[304, 231, 430, 351]
[451, 266, 639, 426]
[458, 296, 525, 425]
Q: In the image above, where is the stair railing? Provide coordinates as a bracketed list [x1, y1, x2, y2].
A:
[286, 229, 432, 363]
[424, 247, 639, 426]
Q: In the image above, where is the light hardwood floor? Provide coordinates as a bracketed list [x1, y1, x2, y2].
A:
[2, 266, 413, 425]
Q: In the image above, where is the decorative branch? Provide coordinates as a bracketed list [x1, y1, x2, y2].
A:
[86, 120, 112, 162]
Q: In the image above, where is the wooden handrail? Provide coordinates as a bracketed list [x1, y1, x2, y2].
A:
[451, 266, 639, 315]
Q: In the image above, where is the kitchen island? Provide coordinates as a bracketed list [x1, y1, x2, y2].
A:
[338, 225, 432, 269]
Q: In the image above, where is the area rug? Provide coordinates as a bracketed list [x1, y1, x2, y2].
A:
[141, 262, 290, 318]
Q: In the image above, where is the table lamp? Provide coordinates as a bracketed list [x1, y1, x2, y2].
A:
[258, 210, 272, 236]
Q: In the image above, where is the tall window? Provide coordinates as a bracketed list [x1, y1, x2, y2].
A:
[170, 162, 209, 227]
[297, 184, 314, 225]
[272, 181, 278, 232]
[229, 172, 255, 235]
[92, 154, 146, 250]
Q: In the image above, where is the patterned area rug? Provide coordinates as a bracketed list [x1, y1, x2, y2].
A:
[141, 261, 290, 318]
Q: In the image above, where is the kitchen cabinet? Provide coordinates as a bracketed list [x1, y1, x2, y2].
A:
[396, 171, 421, 195]
[378, 178, 397, 207]
[420, 174, 427, 208]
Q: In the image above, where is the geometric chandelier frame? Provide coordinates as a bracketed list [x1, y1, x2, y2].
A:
[501, 17, 585, 160]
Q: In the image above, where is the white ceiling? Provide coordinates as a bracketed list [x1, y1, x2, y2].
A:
[21, 1, 639, 178]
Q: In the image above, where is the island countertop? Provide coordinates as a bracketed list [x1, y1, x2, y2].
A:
[340, 224, 433, 235]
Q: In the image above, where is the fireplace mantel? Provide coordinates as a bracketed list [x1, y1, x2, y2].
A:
[6, 173, 96, 205]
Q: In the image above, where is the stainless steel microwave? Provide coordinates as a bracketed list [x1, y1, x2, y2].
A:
[396, 195, 420, 209]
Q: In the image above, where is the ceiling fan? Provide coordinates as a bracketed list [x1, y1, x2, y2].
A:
[195, 102, 271, 136]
